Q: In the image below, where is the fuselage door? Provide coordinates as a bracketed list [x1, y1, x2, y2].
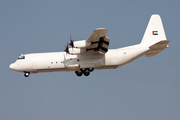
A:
[32, 62, 37, 69]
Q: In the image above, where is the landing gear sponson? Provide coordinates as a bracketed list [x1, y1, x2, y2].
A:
[23, 68, 94, 77]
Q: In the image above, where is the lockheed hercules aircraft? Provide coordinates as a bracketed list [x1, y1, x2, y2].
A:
[10, 14, 169, 77]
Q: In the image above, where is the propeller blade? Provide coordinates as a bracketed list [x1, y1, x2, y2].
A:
[69, 35, 74, 48]
[70, 35, 72, 41]
[64, 42, 69, 54]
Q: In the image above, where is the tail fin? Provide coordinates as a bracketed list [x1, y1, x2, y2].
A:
[140, 14, 169, 57]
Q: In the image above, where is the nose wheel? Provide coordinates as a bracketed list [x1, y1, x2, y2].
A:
[24, 72, 30, 77]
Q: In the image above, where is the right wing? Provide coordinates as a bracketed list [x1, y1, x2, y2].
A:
[85, 28, 110, 54]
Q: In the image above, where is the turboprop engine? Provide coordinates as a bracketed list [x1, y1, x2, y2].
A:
[68, 47, 86, 55]
[65, 36, 92, 55]
[65, 35, 110, 55]
[73, 40, 91, 48]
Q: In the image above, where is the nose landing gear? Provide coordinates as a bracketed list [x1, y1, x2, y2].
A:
[24, 72, 30, 77]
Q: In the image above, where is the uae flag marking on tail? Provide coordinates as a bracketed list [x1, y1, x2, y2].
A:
[152, 31, 158, 35]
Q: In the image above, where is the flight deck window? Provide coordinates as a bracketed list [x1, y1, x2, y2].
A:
[18, 56, 25, 60]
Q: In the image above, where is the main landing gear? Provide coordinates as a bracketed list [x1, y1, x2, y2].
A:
[24, 72, 30, 77]
[75, 68, 94, 77]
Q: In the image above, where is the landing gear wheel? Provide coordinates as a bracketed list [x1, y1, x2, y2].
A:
[80, 68, 86, 73]
[24, 72, 30, 77]
[75, 71, 82, 77]
[84, 71, 90, 76]
[88, 68, 94, 72]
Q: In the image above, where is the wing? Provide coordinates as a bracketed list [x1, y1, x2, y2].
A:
[85, 28, 110, 54]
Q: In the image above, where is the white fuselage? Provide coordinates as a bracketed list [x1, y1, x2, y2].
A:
[9, 44, 149, 74]
[9, 14, 169, 77]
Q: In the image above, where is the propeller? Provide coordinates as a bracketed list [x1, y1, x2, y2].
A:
[69, 35, 74, 48]
[64, 42, 69, 54]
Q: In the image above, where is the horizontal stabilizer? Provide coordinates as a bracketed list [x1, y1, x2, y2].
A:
[145, 40, 169, 57]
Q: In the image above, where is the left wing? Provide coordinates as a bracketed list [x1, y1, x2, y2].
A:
[85, 28, 110, 54]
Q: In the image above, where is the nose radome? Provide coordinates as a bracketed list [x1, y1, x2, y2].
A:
[9, 63, 16, 70]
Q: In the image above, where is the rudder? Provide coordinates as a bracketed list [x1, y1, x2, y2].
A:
[141, 14, 167, 47]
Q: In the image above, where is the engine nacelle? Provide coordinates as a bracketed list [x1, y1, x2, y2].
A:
[73, 40, 91, 48]
[68, 48, 86, 55]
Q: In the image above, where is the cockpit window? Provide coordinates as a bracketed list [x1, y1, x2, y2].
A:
[18, 55, 25, 60]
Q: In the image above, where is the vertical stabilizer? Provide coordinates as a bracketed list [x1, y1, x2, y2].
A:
[140, 14, 167, 47]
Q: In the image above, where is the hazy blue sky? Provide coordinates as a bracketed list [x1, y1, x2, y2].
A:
[1, 0, 180, 120]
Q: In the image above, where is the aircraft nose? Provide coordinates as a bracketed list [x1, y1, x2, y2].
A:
[9, 63, 17, 70]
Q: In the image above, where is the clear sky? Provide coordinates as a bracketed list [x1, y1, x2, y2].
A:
[1, 0, 180, 120]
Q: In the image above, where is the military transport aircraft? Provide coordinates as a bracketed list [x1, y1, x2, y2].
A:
[9, 14, 169, 77]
